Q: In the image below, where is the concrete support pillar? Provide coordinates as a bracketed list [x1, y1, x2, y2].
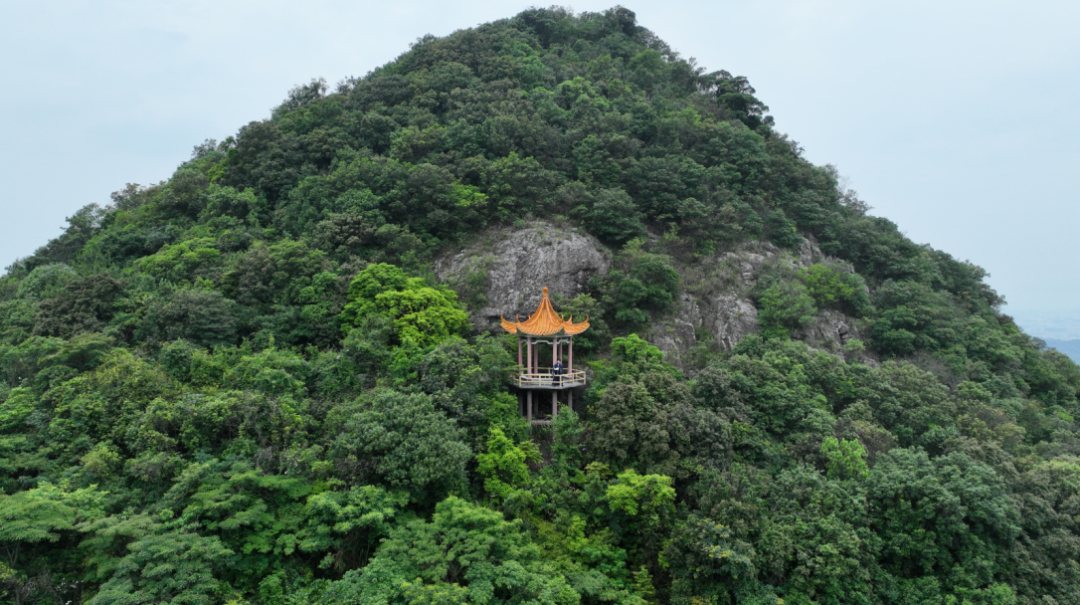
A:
[568, 390, 573, 410]
[552, 391, 558, 421]
[527, 390, 533, 420]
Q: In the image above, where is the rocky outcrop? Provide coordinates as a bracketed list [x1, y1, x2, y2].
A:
[435, 222, 610, 330]
[797, 309, 864, 350]
[650, 293, 763, 364]
[647, 238, 868, 369]
[438, 225, 868, 368]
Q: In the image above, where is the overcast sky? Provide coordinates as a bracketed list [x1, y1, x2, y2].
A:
[1, 0, 1077, 331]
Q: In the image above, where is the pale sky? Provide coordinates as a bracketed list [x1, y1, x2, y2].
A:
[1, 0, 1077, 331]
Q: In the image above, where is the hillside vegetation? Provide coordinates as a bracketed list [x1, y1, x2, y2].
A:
[3, 7, 1080, 605]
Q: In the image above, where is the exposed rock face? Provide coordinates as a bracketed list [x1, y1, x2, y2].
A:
[797, 309, 864, 350]
[647, 238, 868, 370]
[436, 222, 610, 330]
[706, 296, 762, 350]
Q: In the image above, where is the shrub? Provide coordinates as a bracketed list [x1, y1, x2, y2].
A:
[757, 281, 816, 339]
[803, 263, 871, 315]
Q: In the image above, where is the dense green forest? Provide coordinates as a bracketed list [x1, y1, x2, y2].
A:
[3, 7, 1080, 605]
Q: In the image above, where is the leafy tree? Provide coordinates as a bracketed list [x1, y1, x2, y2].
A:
[663, 517, 775, 605]
[595, 245, 679, 328]
[0, 482, 103, 568]
[765, 209, 800, 248]
[820, 437, 869, 480]
[0, 387, 35, 432]
[32, 274, 126, 338]
[757, 281, 816, 339]
[221, 239, 330, 308]
[585, 379, 680, 476]
[866, 448, 1020, 586]
[411, 334, 517, 441]
[870, 280, 964, 356]
[1005, 456, 1080, 601]
[300, 485, 408, 572]
[15, 263, 78, 300]
[476, 426, 536, 500]
[587, 189, 646, 245]
[706, 70, 772, 129]
[339, 263, 468, 347]
[331, 389, 471, 504]
[463, 152, 563, 220]
[605, 469, 675, 567]
[84, 515, 234, 605]
[136, 288, 238, 348]
[135, 237, 221, 281]
[0, 299, 35, 345]
[322, 496, 579, 605]
[802, 263, 870, 315]
[868, 361, 956, 449]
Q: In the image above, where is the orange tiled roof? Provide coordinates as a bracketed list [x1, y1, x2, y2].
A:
[501, 287, 590, 337]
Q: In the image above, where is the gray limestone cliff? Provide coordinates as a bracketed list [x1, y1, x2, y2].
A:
[435, 222, 610, 330]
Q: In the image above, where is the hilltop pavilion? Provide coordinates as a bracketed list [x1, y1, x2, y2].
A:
[501, 287, 588, 424]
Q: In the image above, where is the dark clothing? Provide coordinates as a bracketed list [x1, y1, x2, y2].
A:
[552, 362, 563, 385]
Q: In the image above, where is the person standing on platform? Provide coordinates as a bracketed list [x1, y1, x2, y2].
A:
[552, 357, 563, 386]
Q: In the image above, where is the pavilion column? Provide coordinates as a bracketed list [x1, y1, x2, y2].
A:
[569, 339, 573, 374]
[518, 339, 522, 368]
[568, 390, 573, 411]
[527, 391, 533, 420]
[552, 391, 558, 420]
[527, 338, 532, 376]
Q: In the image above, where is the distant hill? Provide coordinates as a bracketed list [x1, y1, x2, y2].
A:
[1045, 338, 1080, 363]
[2, 7, 1079, 605]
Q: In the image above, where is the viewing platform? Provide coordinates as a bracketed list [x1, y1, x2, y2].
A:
[515, 368, 586, 390]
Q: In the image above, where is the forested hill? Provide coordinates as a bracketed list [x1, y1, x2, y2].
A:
[3, 6, 1080, 605]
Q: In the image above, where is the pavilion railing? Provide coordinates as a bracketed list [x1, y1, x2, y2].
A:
[515, 368, 586, 389]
